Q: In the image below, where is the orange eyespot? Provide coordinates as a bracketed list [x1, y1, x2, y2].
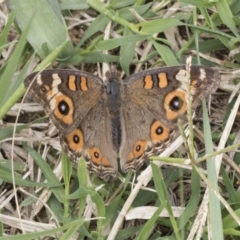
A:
[66, 129, 84, 151]
[88, 147, 111, 167]
[53, 94, 74, 124]
[133, 140, 147, 158]
[127, 140, 147, 162]
[164, 90, 187, 120]
[150, 120, 169, 142]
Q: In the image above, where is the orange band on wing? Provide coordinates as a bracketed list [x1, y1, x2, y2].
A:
[158, 73, 168, 88]
[68, 75, 77, 91]
[80, 76, 88, 91]
[144, 75, 153, 89]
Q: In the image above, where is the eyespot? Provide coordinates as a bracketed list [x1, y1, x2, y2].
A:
[51, 93, 74, 124]
[150, 120, 169, 142]
[136, 145, 141, 152]
[164, 90, 187, 120]
[40, 85, 47, 93]
[58, 100, 70, 115]
[94, 151, 99, 159]
[66, 129, 84, 151]
[133, 140, 147, 158]
[87, 147, 111, 167]
[73, 134, 79, 144]
[156, 125, 163, 135]
[169, 96, 183, 111]
[39, 85, 51, 95]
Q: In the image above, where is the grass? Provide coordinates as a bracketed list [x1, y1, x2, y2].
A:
[0, 0, 240, 239]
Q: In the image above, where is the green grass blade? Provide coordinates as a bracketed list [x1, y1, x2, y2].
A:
[90, 191, 105, 234]
[61, 152, 72, 218]
[136, 203, 166, 240]
[103, 174, 131, 227]
[222, 209, 240, 229]
[151, 162, 180, 240]
[0, 39, 67, 120]
[82, 52, 119, 63]
[0, 218, 85, 240]
[0, 11, 15, 57]
[95, 34, 150, 51]
[0, 159, 24, 172]
[0, 15, 30, 110]
[115, 227, 142, 240]
[77, 14, 110, 47]
[216, 0, 240, 41]
[23, 144, 65, 202]
[180, 0, 214, 8]
[202, 99, 223, 240]
[136, 18, 183, 35]
[0, 168, 58, 187]
[7, 0, 73, 59]
[177, 168, 200, 229]
[153, 41, 179, 66]
[120, 28, 136, 76]
[118, 3, 152, 22]
[60, 0, 89, 10]
[5, 54, 35, 98]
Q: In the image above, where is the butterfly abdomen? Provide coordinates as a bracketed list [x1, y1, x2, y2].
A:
[106, 79, 122, 151]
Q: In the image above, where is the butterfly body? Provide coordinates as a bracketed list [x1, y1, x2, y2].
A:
[24, 65, 220, 181]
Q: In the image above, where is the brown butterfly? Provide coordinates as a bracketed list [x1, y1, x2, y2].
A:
[24, 65, 220, 180]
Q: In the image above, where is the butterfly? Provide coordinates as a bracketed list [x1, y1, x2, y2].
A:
[24, 65, 220, 181]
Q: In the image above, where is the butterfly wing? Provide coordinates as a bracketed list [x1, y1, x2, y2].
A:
[120, 65, 220, 172]
[59, 98, 118, 180]
[25, 69, 117, 180]
[24, 69, 103, 134]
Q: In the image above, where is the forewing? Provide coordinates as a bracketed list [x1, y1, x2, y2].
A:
[24, 69, 103, 135]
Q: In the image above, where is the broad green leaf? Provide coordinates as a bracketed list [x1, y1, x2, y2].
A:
[7, 0, 73, 59]
[136, 18, 183, 35]
[60, 0, 89, 10]
[216, 0, 240, 41]
[153, 41, 179, 66]
[77, 14, 110, 47]
[95, 34, 150, 51]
